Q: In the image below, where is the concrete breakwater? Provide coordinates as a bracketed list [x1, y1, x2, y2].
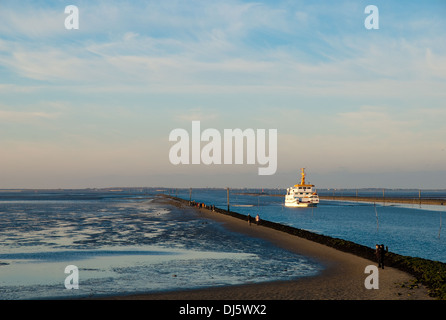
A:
[164, 194, 378, 261]
[163, 194, 446, 299]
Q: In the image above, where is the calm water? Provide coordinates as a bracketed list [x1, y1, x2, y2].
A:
[0, 190, 320, 300]
[175, 188, 446, 263]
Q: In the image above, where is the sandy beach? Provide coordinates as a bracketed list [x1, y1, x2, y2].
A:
[106, 198, 433, 300]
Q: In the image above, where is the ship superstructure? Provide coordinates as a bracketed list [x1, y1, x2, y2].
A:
[285, 168, 319, 207]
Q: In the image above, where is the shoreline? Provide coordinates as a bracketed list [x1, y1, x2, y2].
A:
[105, 196, 434, 300]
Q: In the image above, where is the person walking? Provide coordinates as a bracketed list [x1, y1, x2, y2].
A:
[255, 214, 260, 225]
[375, 244, 382, 268]
[379, 244, 386, 269]
[247, 214, 252, 226]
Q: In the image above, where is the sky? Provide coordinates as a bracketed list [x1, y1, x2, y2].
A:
[0, 0, 445, 189]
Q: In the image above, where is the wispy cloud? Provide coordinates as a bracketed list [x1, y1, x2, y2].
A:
[0, 1, 444, 94]
[0, 4, 64, 39]
[0, 110, 59, 122]
[337, 106, 417, 135]
[174, 108, 219, 123]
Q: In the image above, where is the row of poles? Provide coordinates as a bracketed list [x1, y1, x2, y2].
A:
[187, 187, 231, 212]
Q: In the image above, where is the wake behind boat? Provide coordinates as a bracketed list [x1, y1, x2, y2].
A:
[285, 168, 319, 207]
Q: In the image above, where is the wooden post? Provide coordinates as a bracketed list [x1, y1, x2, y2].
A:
[227, 187, 230, 212]
[375, 202, 379, 231]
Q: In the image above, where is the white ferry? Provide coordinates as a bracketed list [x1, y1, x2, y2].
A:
[285, 168, 319, 207]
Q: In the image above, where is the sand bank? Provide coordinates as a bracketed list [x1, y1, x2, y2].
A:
[108, 198, 432, 300]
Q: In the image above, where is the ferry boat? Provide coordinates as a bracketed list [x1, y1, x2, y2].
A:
[285, 168, 319, 207]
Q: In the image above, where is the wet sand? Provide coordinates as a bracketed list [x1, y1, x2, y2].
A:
[108, 199, 433, 300]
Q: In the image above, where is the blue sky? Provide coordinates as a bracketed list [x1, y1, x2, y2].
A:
[1, 0, 445, 189]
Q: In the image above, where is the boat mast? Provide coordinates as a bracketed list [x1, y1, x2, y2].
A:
[301, 168, 306, 185]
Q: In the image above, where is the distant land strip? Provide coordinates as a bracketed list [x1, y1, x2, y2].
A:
[318, 196, 446, 206]
[237, 192, 446, 206]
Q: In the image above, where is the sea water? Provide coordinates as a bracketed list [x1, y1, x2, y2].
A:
[176, 188, 446, 263]
[0, 190, 321, 300]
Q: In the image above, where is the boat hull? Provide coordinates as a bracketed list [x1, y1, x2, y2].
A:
[284, 201, 317, 208]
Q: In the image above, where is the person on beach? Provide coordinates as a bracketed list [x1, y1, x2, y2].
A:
[248, 214, 252, 226]
[375, 244, 386, 269]
[380, 244, 386, 269]
[255, 214, 260, 225]
[375, 244, 382, 268]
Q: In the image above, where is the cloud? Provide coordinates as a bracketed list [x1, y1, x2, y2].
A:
[0, 110, 59, 122]
[0, 84, 41, 93]
[0, 4, 64, 39]
[426, 48, 446, 78]
[174, 108, 219, 122]
[0, 0, 444, 98]
[337, 106, 416, 135]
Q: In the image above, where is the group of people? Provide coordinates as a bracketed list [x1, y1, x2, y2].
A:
[247, 214, 260, 226]
[189, 201, 215, 211]
[189, 199, 262, 227]
[375, 244, 387, 269]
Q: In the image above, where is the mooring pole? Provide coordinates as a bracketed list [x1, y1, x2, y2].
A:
[375, 202, 379, 231]
[227, 187, 230, 212]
